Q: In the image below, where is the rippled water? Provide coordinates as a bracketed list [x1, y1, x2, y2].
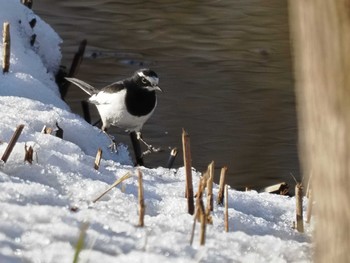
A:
[35, 0, 299, 191]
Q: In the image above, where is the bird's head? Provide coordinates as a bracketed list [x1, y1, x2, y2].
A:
[134, 69, 162, 92]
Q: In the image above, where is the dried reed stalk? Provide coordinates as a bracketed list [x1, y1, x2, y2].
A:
[92, 172, 131, 203]
[166, 147, 178, 168]
[182, 129, 194, 215]
[190, 177, 205, 245]
[1, 124, 24, 163]
[24, 144, 33, 164]
[295, 183, 304, 232]
[224, 184, 229, 232]
[94, 148, 102, 170]
[138, 169, 145, 227]
[199, 209, 206, 246]
[2, 22, 10, 73]
[306, 189, 313, 223]
[206, 161, 214, 213]
[41, 125, 53, 134]
[68, 39, 87, 77]
[217, 166, 227, 205]
[190, 205, 199, 246]
[21, 0, 33, 9]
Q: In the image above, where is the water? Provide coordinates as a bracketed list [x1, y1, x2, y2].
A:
[34, 0, 299, 191]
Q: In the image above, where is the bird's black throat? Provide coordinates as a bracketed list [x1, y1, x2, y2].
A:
[125, 86, 156, 117]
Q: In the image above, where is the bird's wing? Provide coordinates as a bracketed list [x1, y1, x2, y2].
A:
[65, 77, 99, 96]
[101, 81, 126, 93]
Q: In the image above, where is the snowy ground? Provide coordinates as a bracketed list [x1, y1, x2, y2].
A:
[0, 1, 312, 262]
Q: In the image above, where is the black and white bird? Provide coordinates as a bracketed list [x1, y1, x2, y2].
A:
[65, 68, 162, 151]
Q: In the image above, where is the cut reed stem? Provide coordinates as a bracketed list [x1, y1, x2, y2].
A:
[138, 169, 145, 227]
[217, 166, 227, 205]
[306, 189, 313, 223]
[166, 147, 178, 168]
[206, 161, 214, 213]
[182, 129, 194, 215]
[224, 184, 229, 232]
[92, 172, 131, 203]
[94, 148, 102, 170]
[295, 183, 304, 232]
[1, 124, 24, 163]
[2, 22, 10, 73]
[24, 144, 34, 164]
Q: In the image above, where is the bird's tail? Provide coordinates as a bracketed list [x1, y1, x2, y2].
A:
[65, 77, 99, 96]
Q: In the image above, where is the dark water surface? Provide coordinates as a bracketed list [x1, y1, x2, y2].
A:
[35, 0, 300, 191]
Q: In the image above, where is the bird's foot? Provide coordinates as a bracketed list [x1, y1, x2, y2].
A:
[108, 141, 118, 153]
[103, 131, 118, 153]
[142, 145, 161, 156]
[136, 132, 161, 155]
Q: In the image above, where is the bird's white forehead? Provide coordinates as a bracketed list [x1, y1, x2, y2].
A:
[137, 71, 159, 86]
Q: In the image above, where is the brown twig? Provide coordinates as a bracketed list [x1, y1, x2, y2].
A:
[190, 205, 199, 246]
[224, 184, 229, 232]
[68, 39, 87, 78]
[92, 172, 131, 203]
[59, 39, 87, 100]
[94, 148, 102, 170]
[182, 129, 194, 215]
[217, 166, 227, 205]
[1, 124, 25, 163]
[41, 125, 53, 134]
[306, 189, 313, 223]
[295, 183, 304, 232]
[2, 22, 10, 73]
[24, 144, 33, 164]
[138, 169, 145, 227]
[206, 161, 214, 213]
[199, 207, 206, 246]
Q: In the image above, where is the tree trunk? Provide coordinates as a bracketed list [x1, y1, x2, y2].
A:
[289, 1, 350, 262]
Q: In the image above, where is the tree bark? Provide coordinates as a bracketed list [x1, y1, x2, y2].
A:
[289, 1, 350, 262]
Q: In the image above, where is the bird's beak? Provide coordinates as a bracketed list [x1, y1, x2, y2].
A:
[154, 86, 162, 92]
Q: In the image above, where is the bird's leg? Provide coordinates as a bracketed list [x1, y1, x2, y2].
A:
[102, 129, 117, 152]
[136, 132, 161, 155]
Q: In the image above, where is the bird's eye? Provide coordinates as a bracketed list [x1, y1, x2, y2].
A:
[141, 77, 147, 84]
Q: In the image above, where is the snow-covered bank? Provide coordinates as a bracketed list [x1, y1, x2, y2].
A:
[0, 1, 312, 262]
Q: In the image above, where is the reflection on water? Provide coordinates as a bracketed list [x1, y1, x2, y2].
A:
[35, 0, 299, 191]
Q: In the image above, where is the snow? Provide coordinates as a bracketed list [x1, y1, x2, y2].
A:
[0, 1, 312, 262]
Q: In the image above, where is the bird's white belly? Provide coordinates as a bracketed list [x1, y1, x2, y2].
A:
[90, 89, 155, 132]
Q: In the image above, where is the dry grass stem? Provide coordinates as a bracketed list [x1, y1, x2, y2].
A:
[295, 183, 304, 232]
[306, 189, 313, 223]
[182, 129, 194, 215]
[206, 161, 214, 213]
[138, 169, 145, 227]
[2, 22, 10, 73]
[217, 166, 227, 205]
[24, 144, 33, 164]
[94, 148, 102, 170]
[92, 172, 131, 203]
[1, 124, 24, 163]
[41, 125, 53, 134]
[199, 211, 206, 246]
